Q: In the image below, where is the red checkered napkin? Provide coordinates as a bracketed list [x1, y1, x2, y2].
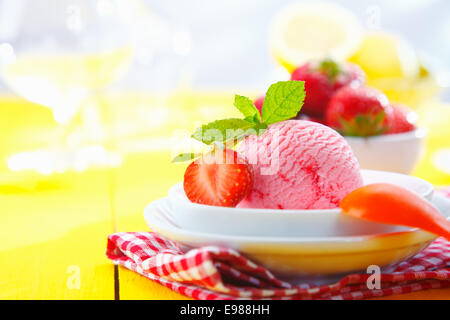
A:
[106, 233, 450, 300]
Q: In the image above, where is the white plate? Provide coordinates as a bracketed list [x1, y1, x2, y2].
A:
[166, 169, 434, 236]
[144, 194, 449, 280]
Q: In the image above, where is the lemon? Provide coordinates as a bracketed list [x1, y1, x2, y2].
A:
[269, 2, 363, 72]
[348, 32, 434, 107]
[348, 32, 420, 79]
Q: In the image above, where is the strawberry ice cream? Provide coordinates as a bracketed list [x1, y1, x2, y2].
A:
[237, 120, 363, 209]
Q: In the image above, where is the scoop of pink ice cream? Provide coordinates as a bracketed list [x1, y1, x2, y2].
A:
[237, 120, 363, 209]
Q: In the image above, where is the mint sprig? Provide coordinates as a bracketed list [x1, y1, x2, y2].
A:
[261, 81, 305, 124]
[172, 80, 305, 162]
[234, 94, 262, 123]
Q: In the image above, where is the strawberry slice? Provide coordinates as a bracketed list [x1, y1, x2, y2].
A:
[183, 149, 253, 207]
[340, 183, 450, 240]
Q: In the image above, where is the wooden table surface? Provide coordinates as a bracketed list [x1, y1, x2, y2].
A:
[0, 94, 449, 300]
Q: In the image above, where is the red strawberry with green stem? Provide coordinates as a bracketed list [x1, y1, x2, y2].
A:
[183, 149, 253, 207]
[290, 59, 365, 118]
[326, 85, 392, 137]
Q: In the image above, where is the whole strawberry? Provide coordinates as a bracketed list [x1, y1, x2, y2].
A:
[326, 85, 392, 137]
[386, 103, 417, 134]
[183, 149, 253, 207]
[291, 59, 365, 118]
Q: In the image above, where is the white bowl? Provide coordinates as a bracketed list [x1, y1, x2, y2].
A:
[166, 170, 433, 237]
[345, 129, 426, 174]
[144, 194, 449, 280]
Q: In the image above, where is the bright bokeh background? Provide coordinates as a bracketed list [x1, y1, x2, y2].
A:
[0, 0, 449, 93]
[0, 0, 449, 184]
[0, 0, 449, 300]
[0, 0, 450, 184]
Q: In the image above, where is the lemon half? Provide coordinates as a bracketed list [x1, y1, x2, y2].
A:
[269, 2, 363, 72]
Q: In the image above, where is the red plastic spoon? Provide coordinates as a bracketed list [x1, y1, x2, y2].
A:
[340, 183, 450, 240]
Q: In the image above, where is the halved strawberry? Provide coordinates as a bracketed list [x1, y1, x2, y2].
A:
[183, 149, 253, 207]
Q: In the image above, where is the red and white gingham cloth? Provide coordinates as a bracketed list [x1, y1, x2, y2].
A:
[106, 233, 449, 300]
[106, 188, 450, 300]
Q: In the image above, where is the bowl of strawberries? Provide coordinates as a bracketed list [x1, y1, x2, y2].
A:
[323, 83, 424, 174]
[255, 59, 425, 174]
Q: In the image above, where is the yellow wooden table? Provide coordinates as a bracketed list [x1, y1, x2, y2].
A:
[0, 93, 449, 300]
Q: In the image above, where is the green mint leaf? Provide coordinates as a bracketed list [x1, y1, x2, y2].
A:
[261, 80, 305, 125]
[256, 122, 268, 133]
[191, 118, 258, 145]
[244, 113, 261, 124]
[172, 152, 202, 163]
[234, 95, 261, 123]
